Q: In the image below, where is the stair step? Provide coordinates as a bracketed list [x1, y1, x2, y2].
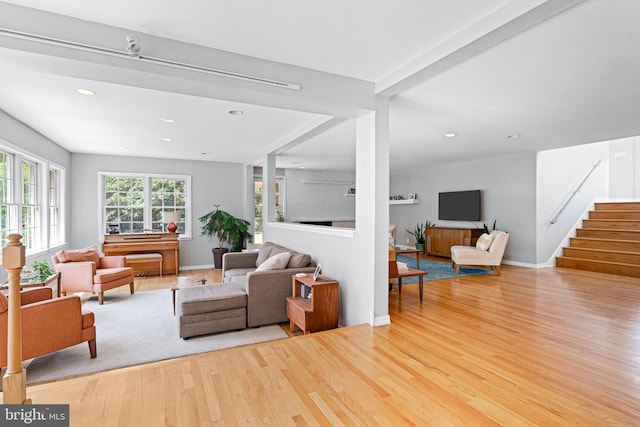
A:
[569, 237, 640, 252]
[556, 257, 640, 278]
[562, 247, 640, 264]
[582, 219, 640, 230]
[589, 210, 640, 220]
[595, 202, 640, 211]
[576, 228, 640, 241]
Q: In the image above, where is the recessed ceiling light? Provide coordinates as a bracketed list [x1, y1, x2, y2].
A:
[75, 88, 95, 96]
[507, 134, 521, 138]
[228, 110, 244, 116]
[160, 118, 175, 123]
[444, 133, 457, 138]
[161, 138, 173, 142]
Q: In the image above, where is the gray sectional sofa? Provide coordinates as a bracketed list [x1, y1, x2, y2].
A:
[222, 242, 316, 327]
[176, 242, 315, 338]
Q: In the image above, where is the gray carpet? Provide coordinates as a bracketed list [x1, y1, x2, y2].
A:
[25, 289, 288, 384]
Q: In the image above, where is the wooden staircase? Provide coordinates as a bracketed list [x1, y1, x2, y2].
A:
[556, 202, 640, 277]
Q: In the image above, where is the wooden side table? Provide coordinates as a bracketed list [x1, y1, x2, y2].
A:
[0, 272, 61, 297]
[287, 274, 339, 334]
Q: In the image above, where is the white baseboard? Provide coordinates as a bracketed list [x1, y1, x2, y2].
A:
[371, 313, 391, 326]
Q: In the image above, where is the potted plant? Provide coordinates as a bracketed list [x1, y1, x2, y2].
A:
[30, 260, 54, 283]
[482, 220, 497, 234]
[406, 222, 426, 253]
[199, 205, 253, 268]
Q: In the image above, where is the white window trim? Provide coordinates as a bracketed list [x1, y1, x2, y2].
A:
[97, 171, 192, 241]
[0, 139, 67, 258]
[48, 164, 66, 249]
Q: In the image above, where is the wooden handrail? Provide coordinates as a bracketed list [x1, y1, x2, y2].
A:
[550, 159, 602, 224]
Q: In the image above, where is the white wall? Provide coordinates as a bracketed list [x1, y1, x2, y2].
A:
[536, 142, 610, 265]
[390, 152, 537, 265]
[610, 136, 639, 198]
[284, 169, 355, 223]
[69, 153, 244, 269]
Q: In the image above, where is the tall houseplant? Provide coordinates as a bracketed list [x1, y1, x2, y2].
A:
[199, 205, 253, 268]
[406, 222, 426, 253]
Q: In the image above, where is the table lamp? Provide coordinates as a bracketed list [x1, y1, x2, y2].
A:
[163, 211, 181, 233]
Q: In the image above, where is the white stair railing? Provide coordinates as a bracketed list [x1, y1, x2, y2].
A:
[550, 159, 602, 225]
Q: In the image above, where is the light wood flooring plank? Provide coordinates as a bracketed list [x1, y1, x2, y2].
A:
[8, 264, 640, 425]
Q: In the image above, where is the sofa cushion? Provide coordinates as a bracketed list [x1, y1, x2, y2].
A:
[255, 242, 276, 267]
[288, 253, 311, 268]
[476, 233, 494, 251]
[256, 252, 291, 272]
[56, 246, 100, 264]
[224, 267, 255, 281]
[179, 283, 247, 316]
[268, 245, 291, 258]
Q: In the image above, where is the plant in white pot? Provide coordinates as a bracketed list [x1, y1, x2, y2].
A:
[199, 205, 252, 269]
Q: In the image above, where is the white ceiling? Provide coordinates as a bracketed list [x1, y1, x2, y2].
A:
[0, 0, 639, 171]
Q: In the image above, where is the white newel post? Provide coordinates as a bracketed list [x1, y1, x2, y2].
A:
[2, 233, 30, 404]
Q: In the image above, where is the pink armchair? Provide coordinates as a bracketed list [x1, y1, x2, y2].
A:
[53, 246, 134, 304]
[0, 287, 96, 368]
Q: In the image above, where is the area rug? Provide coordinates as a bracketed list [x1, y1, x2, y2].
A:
[25, 289, 288, 384]
[396, 255, 493, 282]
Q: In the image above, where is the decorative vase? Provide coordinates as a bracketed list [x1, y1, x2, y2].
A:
[415, 243, 425, 253]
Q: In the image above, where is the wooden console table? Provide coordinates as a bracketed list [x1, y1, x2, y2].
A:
[287, 274, 339, 334]
[102, 232, 179, 275]
[425, 226, 483, 258]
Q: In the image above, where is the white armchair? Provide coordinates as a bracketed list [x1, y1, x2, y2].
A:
[451, 231, 509, 275]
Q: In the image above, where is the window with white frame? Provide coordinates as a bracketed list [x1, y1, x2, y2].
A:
[48, 167, 63, 246]
[21, 159, 39, 250]
[100, 172, 191, 238]
[0, 145, 65, 253]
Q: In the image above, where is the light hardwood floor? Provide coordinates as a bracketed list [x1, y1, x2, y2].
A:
[11, 263, 640, 425]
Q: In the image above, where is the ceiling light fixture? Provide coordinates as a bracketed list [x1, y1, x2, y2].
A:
[444, 133, 457, 138]
[161, 138, 173, 142]
[160, 118, 175, 123]
[228, 110, 244, 116]
[125, 34, 141, 58]
[0, 28, 300, 90]
[75, 88, 95, 96]
[507, 134, 521, 138]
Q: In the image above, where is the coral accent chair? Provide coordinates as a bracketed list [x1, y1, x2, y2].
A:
[0, 287, 96, 368]
[451, 231, 509, 275]
[53, 246, 134, 304]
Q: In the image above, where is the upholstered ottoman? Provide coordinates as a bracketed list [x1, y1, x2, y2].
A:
[176, 282, 247, 338]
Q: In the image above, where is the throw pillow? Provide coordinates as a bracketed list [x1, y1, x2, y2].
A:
[58, 246, 100, 264]
[288, 253, 311, 268]
[255, 242, 275, 267]
[476, 233, 494, 251]
[256, 252, 291, 272]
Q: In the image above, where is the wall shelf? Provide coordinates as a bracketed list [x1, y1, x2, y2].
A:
[389, 199, 419, 205]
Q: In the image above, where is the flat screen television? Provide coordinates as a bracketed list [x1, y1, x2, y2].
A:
[438, 190, 481, 221]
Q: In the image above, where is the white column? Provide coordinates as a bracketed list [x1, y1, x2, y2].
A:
[355, 97, 391, 326]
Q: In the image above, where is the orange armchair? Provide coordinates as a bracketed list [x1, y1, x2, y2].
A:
[0, 287, 96, 368]
[53, 246, 134, 304]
